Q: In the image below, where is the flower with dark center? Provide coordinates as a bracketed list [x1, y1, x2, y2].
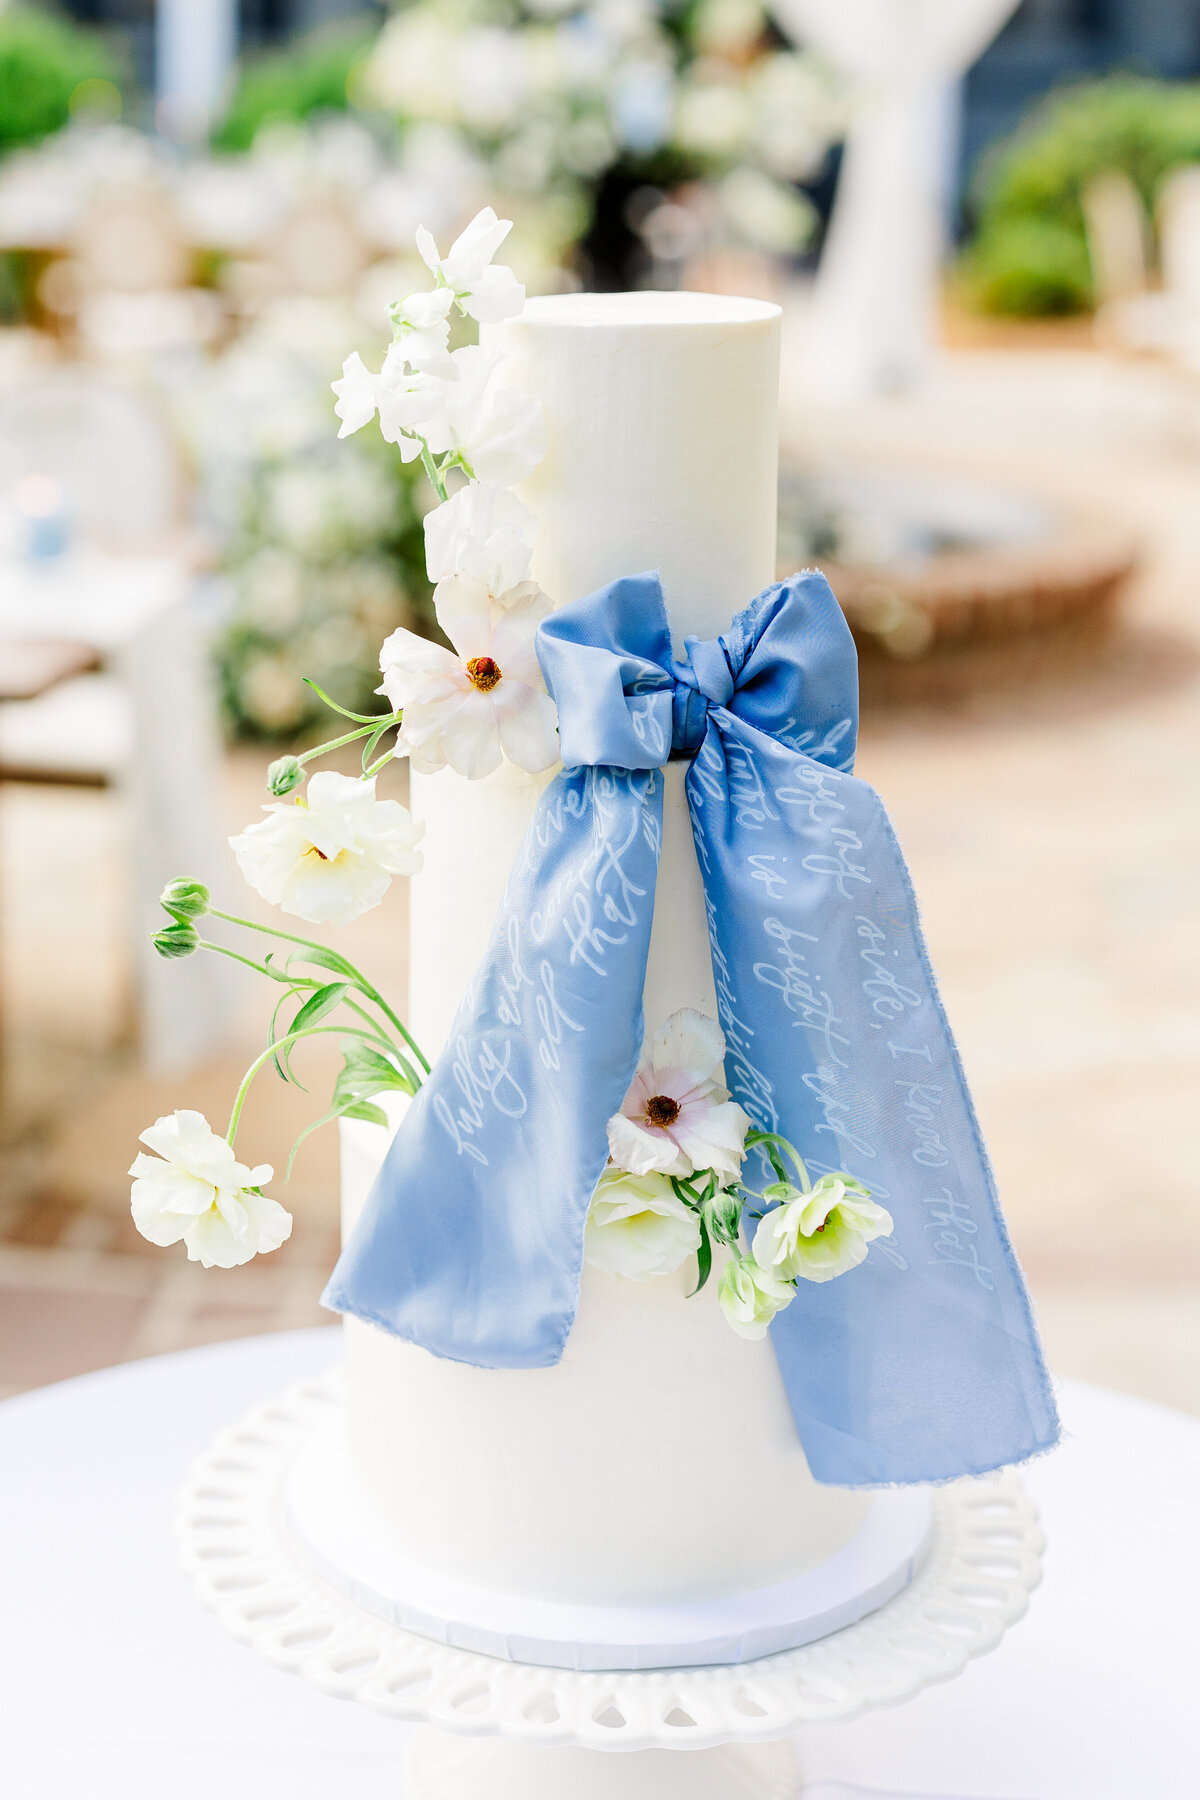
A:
[466, 655, 501, 692]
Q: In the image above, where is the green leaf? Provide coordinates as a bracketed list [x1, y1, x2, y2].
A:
[340, 1100, 388, 1125]
[301, 677, 389, 724]
[291, 981, 350, 1035]
[290, 943, 358, 982]
[333, 1040, 414, 1107]
[268, 986, 305, 1087]
[688, 1210, 713, 1298]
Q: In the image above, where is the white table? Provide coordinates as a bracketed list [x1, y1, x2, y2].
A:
[0, 552, 237, 1071]
[2, 1329, 1197, 1799]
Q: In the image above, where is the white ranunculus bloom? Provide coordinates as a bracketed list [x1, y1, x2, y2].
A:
[718, 1255, 795, 1340]
[585, 1167, 701, 1282]
[415, 205, 525, 323]
[422, 344, 545, 486]
[379, 573, 558, 780]
[331, 348, 448, 457]
[230, 770, 424, 925]
[390, 284, 456, 376]
[129, 1110, 290, 1270]
[607, 1007, 752, 1181]
[423, 479, 537, 594]
[752, 1175, 894, 1285]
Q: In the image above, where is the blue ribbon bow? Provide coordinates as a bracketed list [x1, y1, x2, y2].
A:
[324, 571, 1059, 1485]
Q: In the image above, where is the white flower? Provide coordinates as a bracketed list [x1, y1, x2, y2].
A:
[416, 206, 525, 322]
[380, 574, 558, 779]
[424, 479, 537, 594]
[230, 770, 423, 925]
[607, 1008, 751, 1180]
[422, 344, 545, 487]
[331, 348, 448, 457]
[585, 1167, 701, 1282]
[129, 1110, 290, 1270]
[390, 285, 456, 377]
[718, 1255, 795, 1340]
[752, 1174, 894, 1286]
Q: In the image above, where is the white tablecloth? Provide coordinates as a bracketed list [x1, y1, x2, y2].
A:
[2, 1330, 1197, 1799]
[0, 552, 237, 1070]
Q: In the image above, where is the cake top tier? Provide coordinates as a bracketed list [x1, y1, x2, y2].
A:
[488, 291, 782, 636]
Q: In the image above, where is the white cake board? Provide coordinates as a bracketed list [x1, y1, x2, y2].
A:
[176, 1371, 1044, 1799]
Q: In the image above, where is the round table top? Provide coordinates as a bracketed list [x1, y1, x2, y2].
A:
[2, 1328, 1197, 1799]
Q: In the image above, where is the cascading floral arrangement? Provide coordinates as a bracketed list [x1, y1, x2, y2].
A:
[130, 205, 890, 1339]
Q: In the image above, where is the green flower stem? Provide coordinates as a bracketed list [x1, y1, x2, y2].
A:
[746, 1130, 811, 1192]
[419, 439, 449, 504]
[225, 1023, 408, 1148]
[207, 909, 431, 1075]
[296, 719, 399, 764]
[198, 940, 321, 986]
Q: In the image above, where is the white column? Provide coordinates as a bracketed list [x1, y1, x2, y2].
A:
[155, 0, 238, 143]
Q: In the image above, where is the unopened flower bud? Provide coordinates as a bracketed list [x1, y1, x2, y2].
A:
[267, 755, 304, 798]
[160, 877, 209, 920]
[153, 921, 200, 960]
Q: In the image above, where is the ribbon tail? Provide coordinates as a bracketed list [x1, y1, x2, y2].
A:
[687, 715, 1060, 1484]
[322, 765, 664, 1368]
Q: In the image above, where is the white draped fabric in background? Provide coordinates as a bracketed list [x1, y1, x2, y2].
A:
[772, 0, 1022, 397]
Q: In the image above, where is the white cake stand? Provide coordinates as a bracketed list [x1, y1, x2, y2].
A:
[176, 1372, 1044, 1799]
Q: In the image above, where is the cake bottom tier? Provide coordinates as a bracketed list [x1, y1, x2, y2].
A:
[289, 1377, 932, 1670]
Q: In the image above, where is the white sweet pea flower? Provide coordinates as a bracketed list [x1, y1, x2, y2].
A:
[424, 479, 537, 594]
[331, 348, 448, 457]
[416, 206, 525, 322]
[752, 1174, 894, 1285]
[390, 285, 456, 377]
[422, 343, 545, 487]
[230, 770, 424, 925]
[718, 1255, 795, 1340]
[607, 1008, 752, 1181]
[585, 1167, 701, 1282]
[129, 1110, 290, 1270]
[379, 574, 558, 780]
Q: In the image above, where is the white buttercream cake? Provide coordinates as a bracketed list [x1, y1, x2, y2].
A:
[335, 294, 886, 1624]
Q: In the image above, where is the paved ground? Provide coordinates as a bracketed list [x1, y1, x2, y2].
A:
[2, 338, 1199, 1415]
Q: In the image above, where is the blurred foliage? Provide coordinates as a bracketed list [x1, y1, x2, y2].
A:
[213, 18, 380, 153]
[0, 5, 124, 155]
[215, 438, 430, 742]
[962, 77, 1200, 315]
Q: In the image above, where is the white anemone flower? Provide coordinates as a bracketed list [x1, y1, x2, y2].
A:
[423, 479, 536, 594]
[752, 1175, 893, 1285]
[415, 206, 525, 322]
[718, 1255, 795, 1340]
[390, 285, 456, 376]
[422, 344, 545, 487]
[331, 349, 448, 457]
[607, 1008, 751, 1180]
[230, 771, 423, 925]
[380, 575, 558, 779]
[130, 1110, 290, 1270]
[585, 1167, 701, 1282]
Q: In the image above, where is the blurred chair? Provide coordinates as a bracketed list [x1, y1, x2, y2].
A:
[0, 376, 237, 1074]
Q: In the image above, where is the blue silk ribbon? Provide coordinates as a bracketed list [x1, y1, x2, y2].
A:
[324, 571, 1059, 1485]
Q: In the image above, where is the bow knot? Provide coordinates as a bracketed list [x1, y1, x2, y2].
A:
[670, 635, 735, 756]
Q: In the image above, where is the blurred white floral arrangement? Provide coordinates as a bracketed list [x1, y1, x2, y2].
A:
[132, 205, 888, 1337]
[364, 0, 846, 278]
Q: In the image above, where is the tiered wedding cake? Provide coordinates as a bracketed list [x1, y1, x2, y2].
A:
[329, 294, 888, 1630]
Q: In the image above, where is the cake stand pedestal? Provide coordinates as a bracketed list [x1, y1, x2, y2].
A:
[176, 1373, 1044, 1799]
